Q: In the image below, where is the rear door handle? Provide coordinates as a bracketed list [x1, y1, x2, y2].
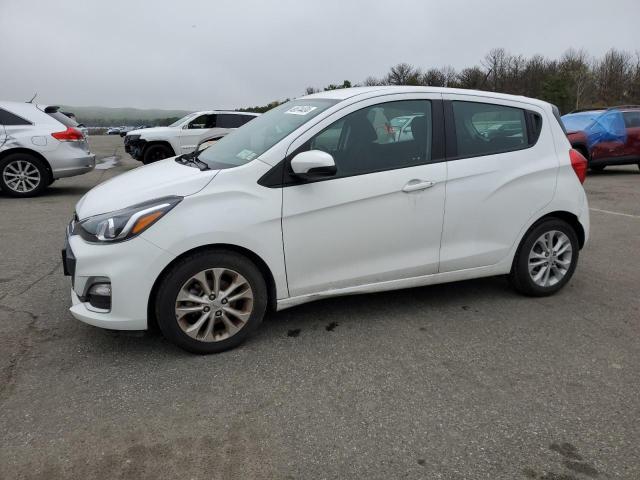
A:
[402, 179, 435, 192]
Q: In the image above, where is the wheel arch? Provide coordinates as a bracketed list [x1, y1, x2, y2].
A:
[146, 243, 278, 331]
[0, 147, 53, 180]
[142, 140, 176, 157]
[532, 210, 586, 249]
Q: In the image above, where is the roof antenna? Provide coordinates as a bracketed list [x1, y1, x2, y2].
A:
[27, 92, 38, 103]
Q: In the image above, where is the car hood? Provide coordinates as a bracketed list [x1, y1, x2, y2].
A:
[75, 158, 218, 219]
[128, 126, 176, 137]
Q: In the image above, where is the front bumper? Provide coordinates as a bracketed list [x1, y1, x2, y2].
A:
[124, 137, 146, 161]
[62, 232, 175, 331]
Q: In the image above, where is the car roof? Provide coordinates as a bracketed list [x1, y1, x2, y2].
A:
[303, 86, 552, 108]
[563, 110, 604, 117]
[190, 110, 260, 116]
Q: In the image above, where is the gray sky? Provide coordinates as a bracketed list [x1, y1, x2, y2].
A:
[1, 0, 639, 110]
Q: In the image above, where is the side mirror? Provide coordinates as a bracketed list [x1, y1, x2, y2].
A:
[290, 150, 336, 180]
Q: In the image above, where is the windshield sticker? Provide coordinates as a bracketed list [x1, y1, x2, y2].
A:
[285, 105, 318, 116]
[236, 149, 257, 161]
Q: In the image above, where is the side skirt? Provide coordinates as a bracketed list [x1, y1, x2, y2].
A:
[276, 261, 511, 311]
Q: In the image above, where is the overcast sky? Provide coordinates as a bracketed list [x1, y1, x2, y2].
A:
[1, 0, 639, 110]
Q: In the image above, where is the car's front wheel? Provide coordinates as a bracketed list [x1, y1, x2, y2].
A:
[142, 144, 173, 164]
[509, 218, 579, 296]
[0, 153, 49, 197]
[155, 250, 268, 354]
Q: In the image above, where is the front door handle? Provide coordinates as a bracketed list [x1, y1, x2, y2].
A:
[402, 179, 435, 192]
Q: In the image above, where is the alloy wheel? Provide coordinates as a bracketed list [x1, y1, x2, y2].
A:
[2, 160, 41, 193]
[174, 268, 254, 342]
[528, 230, 573, 287]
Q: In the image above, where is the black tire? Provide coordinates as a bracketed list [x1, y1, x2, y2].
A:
[590, 165, 605, 172]
[509, 218, 579, 297]
[155, 250, 267, 354]
[142, 144, 173, 165]
[0, 153, 50, 198]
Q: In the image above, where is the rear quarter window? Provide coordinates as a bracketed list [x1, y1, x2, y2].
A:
[0, 107, 31, 126]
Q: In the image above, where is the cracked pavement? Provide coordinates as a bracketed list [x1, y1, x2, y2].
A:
[0, 136, 639, 479]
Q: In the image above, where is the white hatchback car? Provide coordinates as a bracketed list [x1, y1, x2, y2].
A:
[1, 101, 95, 197]
[63, 87, 589, 354]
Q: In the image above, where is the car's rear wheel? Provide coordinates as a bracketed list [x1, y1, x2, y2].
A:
[142, 144, 173, 165]
[509, 218, 579, 296]
[0, 153, 49, 197]
[155, 250, 267, 354]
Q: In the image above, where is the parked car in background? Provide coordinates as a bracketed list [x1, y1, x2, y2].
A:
[118, 126, 137, 137]
[63, 87, 589, 353]
[0, 101, 95, 197]
[106, 127, 121, 135]
[562, 106, 640, 171]
[124, 111, 259, 164]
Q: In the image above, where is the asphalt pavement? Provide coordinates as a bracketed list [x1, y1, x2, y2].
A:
[1, 135, 639, 479]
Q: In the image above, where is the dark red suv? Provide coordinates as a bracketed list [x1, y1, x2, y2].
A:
[561, 106, 640, 172]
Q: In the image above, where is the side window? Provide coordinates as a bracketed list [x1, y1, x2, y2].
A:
[188, 114, 216, 129]
[241, 115, 257, 125]
[216, 114, 241, 128]
[452, 101, 528, 157]
[0, 108, 31, 126]
[306, 100, 432, 177]
[623, 111, 640, 128]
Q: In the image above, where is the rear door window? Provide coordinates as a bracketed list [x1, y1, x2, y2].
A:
[217, 114, 244, 128]
[452, 101, 528, 158]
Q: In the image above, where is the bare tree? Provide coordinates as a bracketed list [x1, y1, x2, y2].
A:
[457, 66, 488, 90]
[386, 63, 422, 85]
[560, 49, 593, 110]
[594, 49, 632, 105]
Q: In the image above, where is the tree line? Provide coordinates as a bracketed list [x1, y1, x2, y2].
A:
[242, 48, 640, 115]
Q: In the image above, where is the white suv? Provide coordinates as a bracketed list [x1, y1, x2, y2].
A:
[124, 110, 259, 164]
[63, 87, 589, 354]
[1, 101, 95, 197]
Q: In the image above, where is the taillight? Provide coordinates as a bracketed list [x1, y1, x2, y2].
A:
[569, 149, 587, 184]
[51, 127, 84, 142]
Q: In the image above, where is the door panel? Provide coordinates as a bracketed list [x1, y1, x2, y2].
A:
[179, 114, 216, 152]
[283, 164, 446, 297]
[440, 95, 558, 272]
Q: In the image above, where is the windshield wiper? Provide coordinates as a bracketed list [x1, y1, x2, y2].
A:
[175, 152, 210, 171]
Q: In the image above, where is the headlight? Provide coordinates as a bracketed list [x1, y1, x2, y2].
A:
[75, 196, 182, 243]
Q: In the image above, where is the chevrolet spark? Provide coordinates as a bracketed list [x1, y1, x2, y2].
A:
[63, 87, 590, 354]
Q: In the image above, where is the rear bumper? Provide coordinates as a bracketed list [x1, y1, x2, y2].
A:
[590, 154, 640, 168]
[51, 153, 96, 179]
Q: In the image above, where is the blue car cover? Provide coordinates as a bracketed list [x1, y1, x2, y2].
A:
[585, 110, 626, 149]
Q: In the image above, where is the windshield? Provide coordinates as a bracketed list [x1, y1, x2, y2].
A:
[197, 99, 339, 169]
[561, 111, 603, 132]
[169, 112, 199, 127]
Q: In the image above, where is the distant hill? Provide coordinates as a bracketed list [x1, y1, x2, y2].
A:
[60, 105, 192, 127]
